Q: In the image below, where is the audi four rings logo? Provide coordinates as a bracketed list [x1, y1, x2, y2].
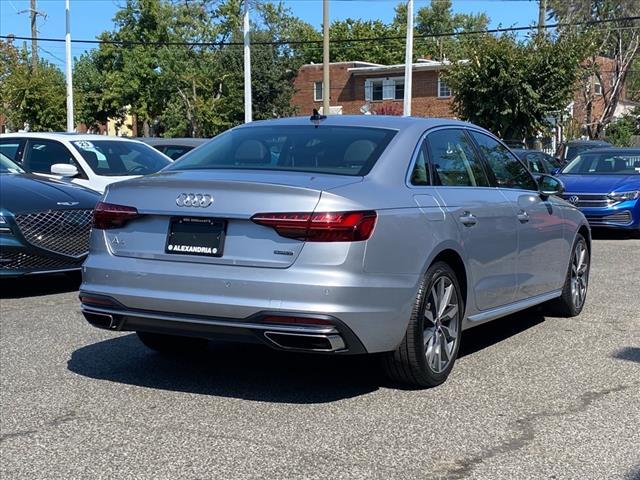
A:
[176, 193, 213, 208]
[568, 195, 580, 204]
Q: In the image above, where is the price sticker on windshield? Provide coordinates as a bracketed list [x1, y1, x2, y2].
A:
[74, 141, 95, 150]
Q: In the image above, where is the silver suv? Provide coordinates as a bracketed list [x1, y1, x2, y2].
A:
[80, 116, 590, 387]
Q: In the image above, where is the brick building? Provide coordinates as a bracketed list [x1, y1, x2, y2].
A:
[291, 60, 455, 117]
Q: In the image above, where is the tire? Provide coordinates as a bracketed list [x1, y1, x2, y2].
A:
[136, 331, 207, 354]
[547, 233, 590, 317]
[383, 261, 464, 388]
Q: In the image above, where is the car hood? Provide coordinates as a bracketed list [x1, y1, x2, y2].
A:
[0, 173, 101, 215]
[556, 174, 640, 194]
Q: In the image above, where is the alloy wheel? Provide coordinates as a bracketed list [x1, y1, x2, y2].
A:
[570, 241, 589, 310]
[423, 275, 460, 374]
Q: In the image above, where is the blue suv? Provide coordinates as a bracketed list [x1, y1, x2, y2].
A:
[556, 148, 640, 235]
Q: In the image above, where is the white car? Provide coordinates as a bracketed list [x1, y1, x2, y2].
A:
[0, 133, 172, 193]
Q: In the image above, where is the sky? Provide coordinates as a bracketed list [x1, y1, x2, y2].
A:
[0, 0, 540, 69]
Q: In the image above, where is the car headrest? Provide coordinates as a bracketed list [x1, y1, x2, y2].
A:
[344, 139, 376, 164]
[234, 140, 269, 164]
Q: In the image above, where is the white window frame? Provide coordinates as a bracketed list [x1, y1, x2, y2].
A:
[438, 76, 451, 98]
[594, 76, 602, 95]
[314, 81, 323, 102]
[365, 76, 404, 102]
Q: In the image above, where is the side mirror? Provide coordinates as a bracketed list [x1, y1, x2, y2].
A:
[51, 163, 78, 177]
[538, 174, 564, 198]
[551, 167, 561, 175]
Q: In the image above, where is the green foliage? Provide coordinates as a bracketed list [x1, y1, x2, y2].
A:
[74, 0, 312, 137]
[444, 34, 586, 140]
[605, 107, 640, 146]
[0, 42, 66, 132]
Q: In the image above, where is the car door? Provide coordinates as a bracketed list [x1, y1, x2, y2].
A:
[23, 139, 85, 183]
[424, 128, 518, 311]
[469, 131, 567, 300]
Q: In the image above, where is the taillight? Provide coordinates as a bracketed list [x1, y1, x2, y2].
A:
[92, 201, 139, 230]
[251, 211, 377, 242]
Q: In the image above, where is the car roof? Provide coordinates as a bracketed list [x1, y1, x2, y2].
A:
[0, 132, 143, 143]
[577, 147, 640, 155]
[239, 115, 478, 131]
[565, 139, 611, 145]
[139, 137, 207, 146]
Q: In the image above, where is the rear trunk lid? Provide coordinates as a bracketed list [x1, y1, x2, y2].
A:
[100, 170, 361, 268]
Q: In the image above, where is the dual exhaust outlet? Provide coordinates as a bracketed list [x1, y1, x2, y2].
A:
[83, 310, 347, 353]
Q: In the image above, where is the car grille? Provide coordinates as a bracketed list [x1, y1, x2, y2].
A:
[0, 251, 83, 271]
[14, 209, 93, 257]
[562, 193, 613, 208]
[586, 211, 633, 225]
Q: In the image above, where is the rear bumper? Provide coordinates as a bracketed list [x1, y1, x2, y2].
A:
[80, 252, 419, 353]
[80, 300, 367, 354]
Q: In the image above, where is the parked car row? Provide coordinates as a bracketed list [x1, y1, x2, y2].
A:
[3, 120, 638, 388]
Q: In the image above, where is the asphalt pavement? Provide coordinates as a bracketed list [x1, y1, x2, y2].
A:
[1, 234, 639, 480]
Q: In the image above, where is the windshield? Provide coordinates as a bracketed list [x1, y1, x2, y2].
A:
[562, 152, 640, 175]
[167, 126, 398, 176]
[0, 153, 25, 174]
[72, 140, 171, 176]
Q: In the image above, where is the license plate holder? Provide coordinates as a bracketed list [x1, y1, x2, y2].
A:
[165, 217, 226, 257]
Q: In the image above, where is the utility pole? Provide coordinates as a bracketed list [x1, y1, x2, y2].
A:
[65, 0, 74, 132]
[18, 0, 46, 70]
[403, 0, 414, 116]
[322, 0, 330, 115]
[538, 0, 547, 34]
[30, 0, 38, 70]
[243, 0, 252, 123]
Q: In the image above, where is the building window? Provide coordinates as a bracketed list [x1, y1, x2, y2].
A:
[365, 77, 404, 102]
[438, 76, 451, 98]
[594, 77, 602, 95]
[394, 81, 405, 100]
[314, 81, 323, 102]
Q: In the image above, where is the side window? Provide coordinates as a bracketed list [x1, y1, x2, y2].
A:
[410, 142, 431, 186]
[425, 129, 490, 187]
[24, 139, 76, 174]
[470, 132, 538, 191]
[0, 140, 23, 163]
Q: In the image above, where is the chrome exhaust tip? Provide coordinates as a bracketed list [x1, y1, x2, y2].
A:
[83, 311, 119, 330]
[264, 331, 346, 352]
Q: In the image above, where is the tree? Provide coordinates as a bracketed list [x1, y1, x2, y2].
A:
[0, 41, 66, 131]
[549, 0, 640, 138]
[605, 106, 640, 146]
[444, 33, 585, 141]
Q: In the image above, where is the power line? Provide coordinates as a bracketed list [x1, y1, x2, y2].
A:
[1, 15, 638, 48]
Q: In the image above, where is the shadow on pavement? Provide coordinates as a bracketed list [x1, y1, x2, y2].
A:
[459, 309, 545, 358]
[612, 347, 640, 364]
[591, 228, 639, 241]
[0, 272, 81, 299]
[68, 310, 545, 402]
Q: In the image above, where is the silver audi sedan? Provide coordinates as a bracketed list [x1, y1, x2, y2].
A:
[80, 115, 591, 387]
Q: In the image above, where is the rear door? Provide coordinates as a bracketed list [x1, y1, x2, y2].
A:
[425, 128, 518, 311]
[469, 131, 567, 299]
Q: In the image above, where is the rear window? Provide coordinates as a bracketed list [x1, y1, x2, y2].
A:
[167, 126, 397, 176]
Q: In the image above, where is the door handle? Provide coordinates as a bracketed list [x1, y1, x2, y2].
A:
[459, 211, 478, 226]
[517, 210, 530, 223]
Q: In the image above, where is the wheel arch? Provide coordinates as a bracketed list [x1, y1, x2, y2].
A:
[428, 248, 468, 312]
